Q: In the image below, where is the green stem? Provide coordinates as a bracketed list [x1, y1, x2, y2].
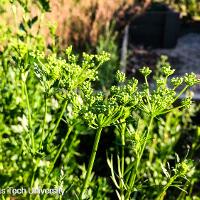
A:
[30, 158, 40, 188]
[177, 180, 190, 200]
[120, 123, 126, 198]
[145, 76, 151, 111]
[159, 106, 184, 115]
[80, 127, 103, 199]
[148, 134, 157, 164]
[30, 158, 40, 200]
[48, 99, 68, 144]
[43, 125, 73, 185]
[23, 81, 35, 154]
[30, 96, 47, 200]
[63, 130, 78, 165]
[125, 116, 154, 200]
[173, 86, 189, 102]
[156, 175, 177, 200]
[39, 93, 47, 149]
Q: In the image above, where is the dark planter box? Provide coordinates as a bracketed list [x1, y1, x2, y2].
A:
[180, 19, 200, 36]
[129, 3, 180, 48]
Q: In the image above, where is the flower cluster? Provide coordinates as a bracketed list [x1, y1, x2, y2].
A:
[137, 66, 199, 117]
[80, 64, 199, 128]
[33, 47, 109, 95]
[171, 77, 183, 88]
[184, 73, 199, 86]
[161, 65, 175, 77]
[139, 66, 152, 77]
[181, 97, 192, 109]
[80, 72, 139, 128]
[116, 70, 126, 83]
[110, 78, 139, 107]
[80, 88, 124, 128]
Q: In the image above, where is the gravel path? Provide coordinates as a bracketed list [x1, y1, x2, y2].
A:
[154, 33, 200, 100]
[154, 33, 200, 75]
[127, 33, 200, 99]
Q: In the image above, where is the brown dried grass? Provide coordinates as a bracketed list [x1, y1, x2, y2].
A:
[1, 0, 150, 48]
[47, 0, 134, 48]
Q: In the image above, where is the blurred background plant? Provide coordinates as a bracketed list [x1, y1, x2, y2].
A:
[96, 22, 119, 91]
[153, 0, 200, 19]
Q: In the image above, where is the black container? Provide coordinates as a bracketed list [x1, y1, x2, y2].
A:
[129, 3, 180, 48]
[180, 18, 200, 36]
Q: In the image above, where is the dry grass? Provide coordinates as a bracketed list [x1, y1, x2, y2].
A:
[1, 0, 151, 48]
[47, 0, 134, 48]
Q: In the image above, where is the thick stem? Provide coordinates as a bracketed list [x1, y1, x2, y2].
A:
[125, 116, 154, 200]
[80, 127, 103, 199]
[48, 99, 68, 144]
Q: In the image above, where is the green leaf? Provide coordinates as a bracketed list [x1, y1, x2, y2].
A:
[38, 0, 50, 12]
[27, 16, 38, 28]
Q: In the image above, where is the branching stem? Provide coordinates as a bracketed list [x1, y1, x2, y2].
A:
[125, 116, 154, 199]
[80, 127, 103, 199]
[48, 99, 68, 144]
